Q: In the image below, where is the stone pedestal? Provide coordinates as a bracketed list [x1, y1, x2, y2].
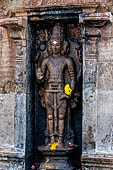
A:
[37, 146, 77, 170]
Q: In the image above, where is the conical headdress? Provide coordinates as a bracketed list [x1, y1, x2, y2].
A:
[51, 23, 64, 42]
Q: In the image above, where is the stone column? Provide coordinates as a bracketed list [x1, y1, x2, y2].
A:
[0, 17, 27, 169]
[81, 12, 113, 169]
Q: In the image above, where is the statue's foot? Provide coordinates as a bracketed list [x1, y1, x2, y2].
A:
[56, 140, 64, 149]
[54, 137, 64, 149]
[44, 143, 52, 149]
[44, 138, 56, 149]
[58, 143, 64, 148]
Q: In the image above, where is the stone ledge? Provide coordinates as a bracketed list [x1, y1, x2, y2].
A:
[0, 17, 26, 28]
[82, 153, 113, 168]
[80, 12, 113, 24]
[0, 151, 24, 161]
[8, 4, 99, 17]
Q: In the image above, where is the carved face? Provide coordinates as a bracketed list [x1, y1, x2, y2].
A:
[51, 40, 61, 54]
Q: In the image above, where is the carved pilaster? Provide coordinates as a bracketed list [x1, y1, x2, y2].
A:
[0, 17, 27, 93]
[0, 17, 27, 170]
[82, 12, 113, 170]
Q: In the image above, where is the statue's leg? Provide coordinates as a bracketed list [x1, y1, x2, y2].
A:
[58, 93, 67, 147]
[45, 92, 55, 145]
[48, 109, 54, 144]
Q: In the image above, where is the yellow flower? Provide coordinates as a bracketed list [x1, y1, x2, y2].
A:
[64, 84, 72, 96]
[50, 140, 59, 151]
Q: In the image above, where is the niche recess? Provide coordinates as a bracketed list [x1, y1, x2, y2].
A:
[26, 8, 83, 170]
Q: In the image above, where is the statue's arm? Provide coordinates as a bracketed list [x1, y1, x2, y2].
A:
[60, 58, 76, 100]
[36, 58, 47, 82]
[67, 58, 76, 93]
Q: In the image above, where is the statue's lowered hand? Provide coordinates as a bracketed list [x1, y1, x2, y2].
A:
[60, 84, 73, 100]
[36, 68, 44, 81]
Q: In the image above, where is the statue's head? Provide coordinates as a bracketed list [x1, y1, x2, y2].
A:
[48, 23, 69, 55]
[50, 40, 61, 54]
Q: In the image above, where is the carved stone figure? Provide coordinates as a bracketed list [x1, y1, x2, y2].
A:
[36, 23, 76, 148]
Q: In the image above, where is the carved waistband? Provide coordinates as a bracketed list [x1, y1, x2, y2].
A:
[45, 90, 63, 93]
[48, 83, 63, 88]
[45, 84, 64, 92]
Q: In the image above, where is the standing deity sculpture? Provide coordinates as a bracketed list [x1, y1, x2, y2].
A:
[36, 23, 77, 148]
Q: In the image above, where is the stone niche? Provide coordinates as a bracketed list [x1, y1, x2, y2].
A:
[26, 8, 83, 170]
[1, 1, 113, 169]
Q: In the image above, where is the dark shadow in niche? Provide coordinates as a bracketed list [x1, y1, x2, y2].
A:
[26, 9, 83, 170]
[26, 21, 38, 170]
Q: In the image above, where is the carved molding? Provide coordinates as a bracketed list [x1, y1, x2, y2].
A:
[82, 154, 113, 169]
[0, 17, 27, 41]
[0, 17, 27, 29]
[21, 0, 98, 7]
[0, 17, 26, 93]
[1, 3, 99, 19]
[80, 12, 113, 26]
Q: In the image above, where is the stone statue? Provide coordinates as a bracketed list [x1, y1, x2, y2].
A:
[36, 23, 76, 148]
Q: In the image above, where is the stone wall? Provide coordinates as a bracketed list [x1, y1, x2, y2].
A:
[0, 17, 26, 169]
[0, 0, 113, 170]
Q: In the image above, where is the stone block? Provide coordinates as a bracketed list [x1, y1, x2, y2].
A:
[83, 59, 97, 83]
[98, 38, 113, 62]
[14, 40, 26, 88]
[97, 89, 113, 117]
[22, 0, 98, 6]
[0, 94, 15, 150]
[0, 160, 24, 170]
[96, 115, 113, 153]
[0, 161, 9, 170]
[82, 111, 97, 151]
[82, 83, 97, 151]
[14, 94, 26, 151]
[100, 23, 113, 38]
[0, 94, 15, 118]
[0, 27, 15, 92]
[14, 65, 26, 87]
[0, 93, 26, 152]
[85, 38, 98, 57]
[83, 83, 97, 109]
[97, 62, 113, 90]
[9, 29, 23, 40]
[96, 90, 113, 152]
[0, 118, 14, 149]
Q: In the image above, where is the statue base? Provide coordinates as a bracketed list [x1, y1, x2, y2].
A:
[37, 145, 77, 170]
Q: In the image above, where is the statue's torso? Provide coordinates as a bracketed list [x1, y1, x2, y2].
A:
[45, 56, 67, 92]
